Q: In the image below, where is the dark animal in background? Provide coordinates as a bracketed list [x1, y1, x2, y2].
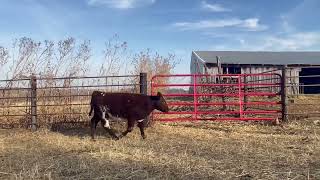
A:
[89, 91, 169, 140]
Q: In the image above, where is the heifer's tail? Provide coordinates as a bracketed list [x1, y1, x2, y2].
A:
[89, 94, 93, 116]
[89, 104, 93, 116]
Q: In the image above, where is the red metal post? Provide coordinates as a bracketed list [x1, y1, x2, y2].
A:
[238, 75, 243, 118]
[150, 77, 155, 123]
[193, 74, 198, 121]
[151, 79, 154, 95]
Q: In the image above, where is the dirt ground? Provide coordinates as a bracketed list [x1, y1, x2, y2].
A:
[0, 119, 319, 180]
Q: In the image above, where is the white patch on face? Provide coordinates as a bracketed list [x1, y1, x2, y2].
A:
[137, 119, 144, 123]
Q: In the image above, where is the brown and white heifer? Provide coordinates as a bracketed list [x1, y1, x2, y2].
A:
[89, 91, 169, 140]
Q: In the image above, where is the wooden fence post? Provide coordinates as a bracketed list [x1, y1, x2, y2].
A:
[30, 75, 37, 131]
[281, 65, 288, 122]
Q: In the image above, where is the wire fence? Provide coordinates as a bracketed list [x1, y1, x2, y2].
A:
[1, 66, 320, 129]
[0, 74, 147, 129]
[285, 72, 320, 119]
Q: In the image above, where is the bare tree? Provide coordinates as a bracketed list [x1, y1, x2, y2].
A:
[0, 46, 9, 68]
[1, 37, 91, 81]
[1, 36, 179, 93]
[131, 49, 180, 93]
[99, 34, 128, 76]
[53, 38, 91, 78]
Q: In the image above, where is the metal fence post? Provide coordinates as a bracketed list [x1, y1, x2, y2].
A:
[238, 76, 243, 118]
[139, 73, 150, 126]
[140, 73, 148, 95]
[30, 75, 37, 130]
[216, 56, 227, 110]
[243, 75, 248, 111]
[193, 74, 198, 121]
[281, 65, 288, 122]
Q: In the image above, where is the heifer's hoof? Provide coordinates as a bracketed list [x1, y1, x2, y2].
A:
[91, 138, 96, 142]
[113, 136, 120, 141]
[142, 135, 147, 139]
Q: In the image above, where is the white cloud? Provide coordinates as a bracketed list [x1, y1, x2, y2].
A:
[263, 32, 320, 50]
[173, 18, 268, 31]
[223, 32, 320, 51]
[87, 0, 156, 9]
[201, 1, 231, 12]
[240, 18, 268, 31]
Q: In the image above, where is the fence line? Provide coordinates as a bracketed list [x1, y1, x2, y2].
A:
[0, 73, 147, 129]
[1, 68, 320, 129]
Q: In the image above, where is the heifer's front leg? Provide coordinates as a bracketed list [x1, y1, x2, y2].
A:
[120, 119, 134, 138]
[101, 119, 119, 140]
[137, 121, 146, 139]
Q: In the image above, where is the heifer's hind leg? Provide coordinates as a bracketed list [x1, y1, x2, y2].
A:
[120, 119, 134, 138]
[137, 121, 146, 139]
[90, 117, 98, 140]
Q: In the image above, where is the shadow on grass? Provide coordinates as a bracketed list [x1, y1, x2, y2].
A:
[49, 121, 128, 140]
[0, 130, 219, 180]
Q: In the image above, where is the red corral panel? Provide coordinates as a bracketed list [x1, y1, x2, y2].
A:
[151, 73, 283, 122]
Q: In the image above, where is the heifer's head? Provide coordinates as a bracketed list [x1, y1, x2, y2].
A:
[151, 92, 169, 113]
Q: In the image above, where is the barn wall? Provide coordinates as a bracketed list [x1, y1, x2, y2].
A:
[241, 66, 280, 93]
[242, 66, 301, 94]
[190, 53, 205, 74]
[206, 66, 219, 75]
[190, 53, 303, 95]
[189, 53, 206, 93]
[203, 65, 302, 95]
[286, 67, 301, 94]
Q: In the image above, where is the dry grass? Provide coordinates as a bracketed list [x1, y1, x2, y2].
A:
[0, 119, 320, 180]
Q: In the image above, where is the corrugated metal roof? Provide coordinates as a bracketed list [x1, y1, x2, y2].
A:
[193, 51, 320, 65]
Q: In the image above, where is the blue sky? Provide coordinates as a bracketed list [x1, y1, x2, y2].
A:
[1, 0, 320, 74]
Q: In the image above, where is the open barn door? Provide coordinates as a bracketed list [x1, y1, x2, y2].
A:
[299, 68, 320, 94]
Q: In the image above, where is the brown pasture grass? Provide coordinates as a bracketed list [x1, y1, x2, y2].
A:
[0, 119, 320, 179]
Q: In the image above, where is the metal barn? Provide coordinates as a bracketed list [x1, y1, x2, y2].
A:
[190, 51, 320, 94]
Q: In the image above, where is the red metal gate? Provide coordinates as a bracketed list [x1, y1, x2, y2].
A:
[151, 74, 283, 122]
